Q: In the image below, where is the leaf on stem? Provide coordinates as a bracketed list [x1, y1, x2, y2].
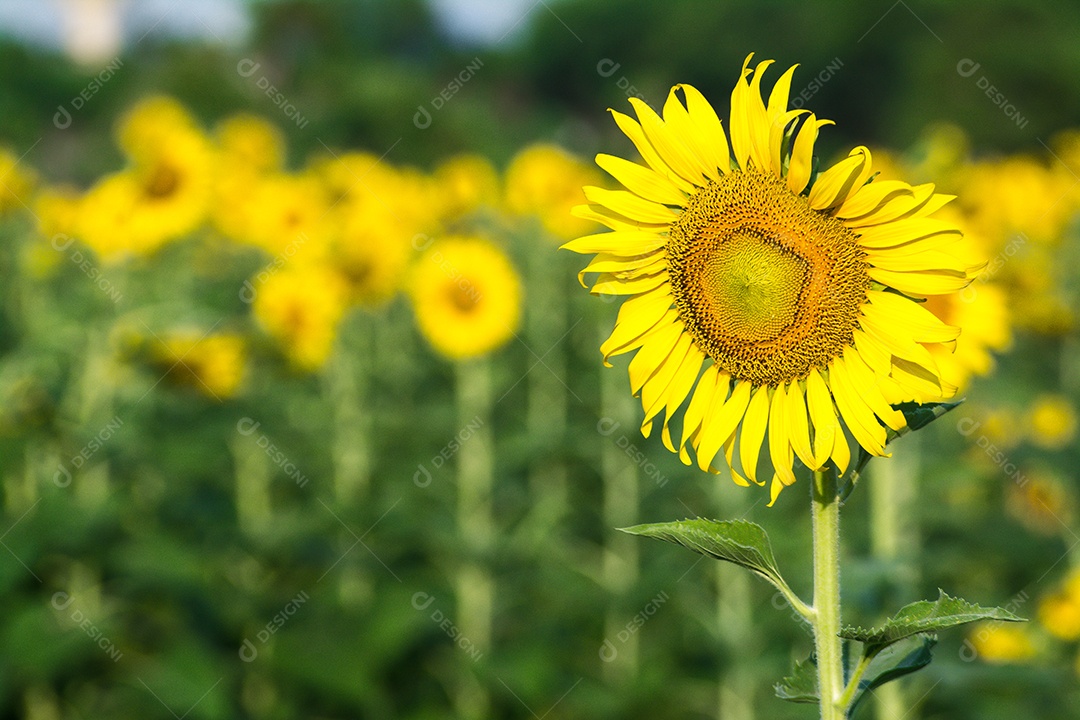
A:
[774, 653, 819, 704]
[619, 518, 787, 590]
[840, 589, 1025, 651]
[846, 635, 936, 715]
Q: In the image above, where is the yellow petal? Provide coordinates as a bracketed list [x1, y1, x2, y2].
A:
[768, 381, 796, 486]
[867, 266, 973, 296]
[728, 54, 756, 170]
[571, 203, 668, 232]
[660, 345, 706, 452]
[843, 350, 906, 432]
[766, 64, 799, 123]
[590, 269, 668, 297]
[805, 367, 836, 468]
[852, 328, 893, 376]
[856, 218, 962, 249]
[769, 108, 807, 177]
[830, 423, 852, 477]
[609, 109, 696, 193]
[829, 355, 886, 455]
[561, 230, 667, 255]
[739, 385, 772, 485]
[600, 292, 673, 365]
[583, 186, 678, 224]
[680, 364, 721, 459]
[641, 332, 693, 430]
[787, 114, 834, 195]
[808, 146, 873, 211]
[743, 59, 775, 170]
[724, 433, 752, 486]
[628, 319, 684, 393]
[578, 251, 665, 287]
[697, 378, 751, 472]
[630, 97, 706, 186]
[785, 379, 817, 469]
[842, 183, 936, 227]
[836, 180, 915, 219]
[661, 87, 721, 183]
[677, 84, 731, 177]
[595, 153, 687, 206]
[865, 290, 961, 344]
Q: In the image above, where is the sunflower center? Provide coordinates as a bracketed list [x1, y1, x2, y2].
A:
[144, 164, 180, 199]
[668, 170, 868, 386]
[447, 282, 480, 313]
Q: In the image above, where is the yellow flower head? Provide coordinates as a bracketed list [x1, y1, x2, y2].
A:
[253, 266, 349, 370]
[244, 174, 332, 260]
[331, 202, 413, 308]
[215, 113, 285, 175]
[151, 331, 246, 399]
[1040, 569, 1080, 641]
[565, 55, 983, 504]
[1027, 394, 1077, 450]
[409, 237, 522, 360]
[505, 143, 603, 240]
[0, 147, 35, 216]
[435, 154, 501, 220]
[966, 622, 1037, 664]
[34, 186, 81, 240]
[1007, 468, 1074, 536]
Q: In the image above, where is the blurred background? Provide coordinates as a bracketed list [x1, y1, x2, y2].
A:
[0, 0, 1079, 718]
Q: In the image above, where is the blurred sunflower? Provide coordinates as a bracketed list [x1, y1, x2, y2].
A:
[435, 153, 500, 221]
[566, 55, 982, 503]
[1007, 468, 1074, 537]
[966, 622, 1037, 664]
[150, 331, 247, 399]
[409, 237, 522, 360]
[505, 143, 603, 240]
[215, 114, 285, 174]
[245, 174, 332, 259]
[1026, 394, 1077, 450]
[331, 202, 413, 307]
[253, 266, 349, 370]
[1040, 569, 1080, 641]
[0, 147, 35, 215]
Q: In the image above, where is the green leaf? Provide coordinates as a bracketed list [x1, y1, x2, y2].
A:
[774, 653, 819, 704]
[619, 518, 784, 589]
[847, 635, 936, 715]
[838, 401, 963, 502]
[840, 590, 1024, 651]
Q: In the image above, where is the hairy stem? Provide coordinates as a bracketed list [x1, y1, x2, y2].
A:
[811, 467, 844, 720]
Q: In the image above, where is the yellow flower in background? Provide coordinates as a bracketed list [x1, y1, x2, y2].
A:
[34, 186, 81, 239]
[505, 143, 602, 240]
[117, 95, 199, 161]
[76, 173, 147, 261]
[1040, 569, 1080, 641]
[244, 174, 332, 259]
[1007, 468, 1074, 537]
[566, 56, 982, 503]
[966, 622, 1037, 664]
[958, 155, 1074, 246]
[435, 154, 500, 220]
[1027, 394, 1077, 450]
[152, 332, 246, 399]
[0, 147, 34, 215]
[410, 237, 522, 360]
[331, 202, 413, 307]
[215, 114, 285, 175]
[127, 126, 215, 246]
[253, 266, 349, 370]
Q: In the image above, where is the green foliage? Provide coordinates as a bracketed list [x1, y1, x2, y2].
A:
[841, 590, 1024, 652]
[774, 653, 819, 704]
[846, 635, 936, 716]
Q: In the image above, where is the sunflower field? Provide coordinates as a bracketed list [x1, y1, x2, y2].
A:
[1, 1, 1080, 718]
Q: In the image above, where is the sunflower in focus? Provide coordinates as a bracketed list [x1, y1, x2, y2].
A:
[409, 237, 522, 360]
[565, 55, 982, 503]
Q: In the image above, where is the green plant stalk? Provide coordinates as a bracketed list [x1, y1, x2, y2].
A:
[811, 467, 843, 720]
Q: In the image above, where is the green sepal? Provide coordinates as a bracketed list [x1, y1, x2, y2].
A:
[838, 400, 963, 502]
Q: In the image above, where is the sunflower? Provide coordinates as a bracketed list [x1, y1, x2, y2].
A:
[151, 331, 247, 399]
[505, 143, 603, 240]
[409, 237, 522, 360]
[565, 55, 982, 504]
[253, 265, 349, 370]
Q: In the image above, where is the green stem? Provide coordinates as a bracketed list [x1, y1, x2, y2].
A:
[837, 649, 877, 711]
[811, 467, 843, 720]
